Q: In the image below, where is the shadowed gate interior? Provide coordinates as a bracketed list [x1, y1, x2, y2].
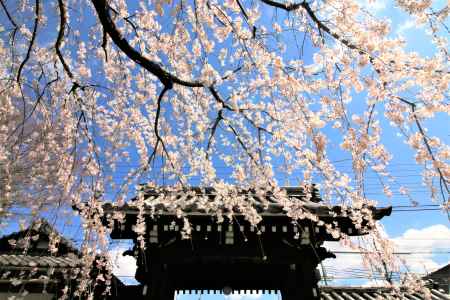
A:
[101, 187, 391, 300]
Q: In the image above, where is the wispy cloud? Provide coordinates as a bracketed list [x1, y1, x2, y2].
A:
[322, 224, 450, 285]
[396, 20, 416, 36]
[390, 224, 450, 273]
[361, 0, 388, 14]
[110, 246, 138, 284]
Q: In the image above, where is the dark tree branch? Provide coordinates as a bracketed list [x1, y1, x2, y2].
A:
[260, 1, 372, 57]
[93, 0, 244, 89]
[205, 1, 228, 27]
[17, 0, 40, 82]
[93, 0, 242, 179]
[124, 14, 139, 35]
[396, 96, 449, 219]
[302, 2, 364, 54]
[26, 77, 59, 124]
[0, 0, 19, 78]
[261, 1, 449, 215]
[264, 0, 450, 77]
[208, 86, 271, 165]
[91, 0, 201, 88]
[210, 86, 273, 140]
[260, 0, 302, 11]
[108, 5, 139, 35]
[56, 0, 73, 78]
[101, 28, 108, 61]
[235, 0, 257, 38]
[209, 86, 233, 111]
[222, 65, 243, 81]
[0, 0, 17, 29]
[411, 107, 449, 194]
[206, 109, 223, 154]
[8, 74, 59, 142]
[92, 0, 244, 91]
[228, 124, 259, 166]
[148, 85, 171, 164]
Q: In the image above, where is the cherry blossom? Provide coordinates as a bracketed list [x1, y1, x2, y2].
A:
[0, 0, 448, 297]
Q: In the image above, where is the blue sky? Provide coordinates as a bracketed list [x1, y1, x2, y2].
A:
[0, 0, 448, 299]
[108, 2, 449, 299]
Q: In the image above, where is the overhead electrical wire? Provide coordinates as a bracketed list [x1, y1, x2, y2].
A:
[332, 250, 450, 255]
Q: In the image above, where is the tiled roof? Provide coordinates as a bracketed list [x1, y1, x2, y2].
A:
[102, 186, 392, 220]
[320, 286, 450, 300]
[424, 264, 450, 293]
[0, 254, 80, 269]
[426, 264, 450, 277]
[0, 218, 79, 255]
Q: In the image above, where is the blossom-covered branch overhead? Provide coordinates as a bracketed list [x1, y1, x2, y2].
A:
[0, 0, 449, 294]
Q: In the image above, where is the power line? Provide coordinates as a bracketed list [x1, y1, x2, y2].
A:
[392, 208, 443, 212]
[333, 250, 450, 255]
[392, 204, 441, 208]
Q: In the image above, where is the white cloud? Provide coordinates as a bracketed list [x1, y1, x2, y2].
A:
[321, 224, 450, 285]
[390, 224, 450, 273]
[109, 246, 137, 280]
[322, 238, 367, 284]
[396, 20, 416, 35]
[360, 0, 388, 14]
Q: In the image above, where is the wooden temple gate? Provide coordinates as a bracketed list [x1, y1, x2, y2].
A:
[102, 187, 392, 300]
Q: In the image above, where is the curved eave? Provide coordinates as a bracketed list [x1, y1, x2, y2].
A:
[101, 203, 392, 220]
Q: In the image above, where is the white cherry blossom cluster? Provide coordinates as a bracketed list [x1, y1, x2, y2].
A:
[0, 0, 448, 296]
